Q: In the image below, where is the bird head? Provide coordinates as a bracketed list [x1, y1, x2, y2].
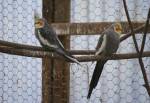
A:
[35, 18, 45, 29]
[113, 23, 122, 35]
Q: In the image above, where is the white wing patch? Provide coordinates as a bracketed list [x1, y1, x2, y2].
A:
[38, 31, 58, 48]
[56, 37, 65, 49]
[95, 34, 107, 55]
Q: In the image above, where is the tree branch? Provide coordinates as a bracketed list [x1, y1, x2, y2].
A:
[77, 51, 150, 62]
[0, 45, 150, 62]
[0, 40, 43, 51]
[120, 25, 146, 42]
[0, 45, 51, 58]
[123, 0, 140, 53]
[140, 8, 150, 56]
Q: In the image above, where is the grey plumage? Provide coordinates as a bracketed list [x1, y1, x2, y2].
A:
[35, 18, 80, 64]
[87, 23, 122, 99]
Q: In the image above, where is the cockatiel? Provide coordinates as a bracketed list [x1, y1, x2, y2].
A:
[87, 23, 122, 99]
[34, 17, 80, 64]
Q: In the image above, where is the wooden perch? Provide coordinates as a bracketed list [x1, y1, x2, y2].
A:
[77, 51, 150, 62]
[0, 45, 150, 61]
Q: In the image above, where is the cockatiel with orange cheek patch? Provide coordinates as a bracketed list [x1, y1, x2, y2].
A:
[87, 23, 123, 99]
[34, 16, 80, 64]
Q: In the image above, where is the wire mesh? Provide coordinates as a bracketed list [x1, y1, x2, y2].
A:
[70, 0, 150, 103]
[0, 0, 42, 103]
[0, 0, 150, 103]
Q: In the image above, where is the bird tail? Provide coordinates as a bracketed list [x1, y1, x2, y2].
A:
[63, 53, 81, 65]
[55, 49, 81, 65]
[87, 60, 107, 99]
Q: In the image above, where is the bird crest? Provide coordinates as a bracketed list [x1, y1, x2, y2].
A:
[34, 12, 45, 29]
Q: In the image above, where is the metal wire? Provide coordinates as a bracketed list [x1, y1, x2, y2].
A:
[70, 0, 150, 103]
[0, 0, 42, 103]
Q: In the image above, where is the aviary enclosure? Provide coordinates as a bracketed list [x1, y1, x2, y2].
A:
[0, 0, 149, 103]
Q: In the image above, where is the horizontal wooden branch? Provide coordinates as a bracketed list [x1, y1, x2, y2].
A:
[0, 40, 43, 51]
[0, 45, 50, 58]
[0, 45, 150, 62]
[52, 22, 150, 35]
[77, 51, 150, 62]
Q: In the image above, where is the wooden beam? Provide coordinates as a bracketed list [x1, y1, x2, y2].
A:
[43, 0, 71, 103]
[51, 22, 150, 35]
[42, 0, 54, 103]
[52, 0, 70, 103]
[42, 57, 53, 103]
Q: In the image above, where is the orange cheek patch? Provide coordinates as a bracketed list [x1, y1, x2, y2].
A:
[39, 21, 44, 27]
[39, 22, 42, 25]
[116, 28, 121, 31]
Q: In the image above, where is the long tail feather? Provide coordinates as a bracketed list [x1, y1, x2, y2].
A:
[64, 54, 81, 65]
[55, 48, 81, 65]
[87, 60, 107, 99]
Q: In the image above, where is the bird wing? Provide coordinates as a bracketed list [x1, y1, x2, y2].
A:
[95, 34, 104, 50]
[49, 26, 65, 49]
[95, 33, 107, 55]
[41, 27, 81, 64]
[56, 37, 65, 49]
[36, 30, 57, 49]
[39, 26, 65, 50]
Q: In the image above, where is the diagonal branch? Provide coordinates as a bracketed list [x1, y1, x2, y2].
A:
[123, 0, 150, 96]
[140, 8, 150, 56]
[139, 8, 150, 91]
[120, 25, 146, 41]
[123, 0, 139, 53]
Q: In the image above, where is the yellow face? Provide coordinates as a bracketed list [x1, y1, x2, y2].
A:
[114, 23, 122, 35]
[35, 19, 45, 29]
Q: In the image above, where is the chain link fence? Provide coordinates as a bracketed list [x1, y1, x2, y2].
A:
[0, 0, 150, 103]
[70, 0, 150, 103]
[0, 0, 42, 103]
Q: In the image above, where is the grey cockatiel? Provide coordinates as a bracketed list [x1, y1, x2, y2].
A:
[34, 17, 80, 64]
[87, 23, 122, 99]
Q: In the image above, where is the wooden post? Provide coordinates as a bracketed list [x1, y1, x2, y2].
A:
[42, 0, 70, 103]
